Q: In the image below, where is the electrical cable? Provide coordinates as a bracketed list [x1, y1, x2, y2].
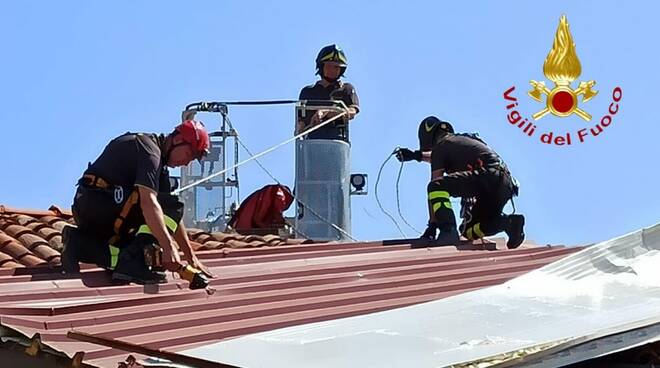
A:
[374, 151, 407, 238]
[395, 161, 420, 234]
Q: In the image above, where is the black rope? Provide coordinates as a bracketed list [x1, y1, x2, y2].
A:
[185, 99, 346, 112]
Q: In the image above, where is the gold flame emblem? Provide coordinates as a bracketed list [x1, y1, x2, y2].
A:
[528, 15, 597, 121]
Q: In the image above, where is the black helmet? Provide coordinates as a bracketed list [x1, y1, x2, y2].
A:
[316, 44, 347, 79]
[418, 116, 454, 151]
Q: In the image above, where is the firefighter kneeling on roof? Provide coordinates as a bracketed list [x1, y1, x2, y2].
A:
[62, 120, 213, 288]
[396, 117, 525, 248]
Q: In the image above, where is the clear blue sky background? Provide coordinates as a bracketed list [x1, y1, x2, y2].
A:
[1, 1, 657, 246]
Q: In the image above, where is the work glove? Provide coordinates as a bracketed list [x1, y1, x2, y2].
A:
[395, 148, 422, 162]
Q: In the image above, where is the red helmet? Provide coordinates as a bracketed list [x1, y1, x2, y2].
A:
[175, 120, 210, 159]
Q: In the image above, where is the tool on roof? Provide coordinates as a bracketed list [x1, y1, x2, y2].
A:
[143, 244, 211, 291]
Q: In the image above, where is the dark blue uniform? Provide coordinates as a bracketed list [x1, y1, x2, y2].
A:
[298, 81, 359, 142]
[427, 134, 517, 241]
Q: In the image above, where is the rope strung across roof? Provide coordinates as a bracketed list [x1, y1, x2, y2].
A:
[173, 110, 347, 195]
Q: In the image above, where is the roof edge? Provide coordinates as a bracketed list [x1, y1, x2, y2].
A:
[0, 205, 73, 219]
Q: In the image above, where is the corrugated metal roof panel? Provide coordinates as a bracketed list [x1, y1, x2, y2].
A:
[0, 206, 581, 367]
[182, 223, 660, 368]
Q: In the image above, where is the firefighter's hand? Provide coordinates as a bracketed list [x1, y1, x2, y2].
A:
[395, 148, 422, 162]
[162, 241, 183, 270]
[309, 111, 322, 126]
[322, 110, 340, 120]
[187, 254, 214, 278]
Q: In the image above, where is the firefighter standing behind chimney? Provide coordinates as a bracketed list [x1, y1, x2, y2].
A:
[296, 44, 360, 141]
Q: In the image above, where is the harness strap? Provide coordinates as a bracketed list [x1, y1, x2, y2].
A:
[113, 191, 139, 235]
[81, 174, 112, 189]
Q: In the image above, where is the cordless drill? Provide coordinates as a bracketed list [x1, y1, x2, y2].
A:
[143, 244, 210, 290]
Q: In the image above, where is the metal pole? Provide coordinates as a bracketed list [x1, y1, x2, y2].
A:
[221, 111, 227, 228]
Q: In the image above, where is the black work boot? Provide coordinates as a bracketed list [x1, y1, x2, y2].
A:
[420, 223, 438, 240]
[434, 226, 460, 246]
[112, 243, 167, 285]
[61, 226, 81, 273]
[505, 214, 525, 249]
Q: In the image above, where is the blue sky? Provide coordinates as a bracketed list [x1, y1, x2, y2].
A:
[1, 1, 657, 246]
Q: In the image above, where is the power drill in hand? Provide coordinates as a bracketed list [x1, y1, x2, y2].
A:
[176, 264, 210, 290]
[144, 245, 210, 290]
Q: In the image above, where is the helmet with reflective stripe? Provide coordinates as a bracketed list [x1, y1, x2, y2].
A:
[418, 116, 454, 151]
[315, 44, 348, 78]
[175, 120, 210, 159]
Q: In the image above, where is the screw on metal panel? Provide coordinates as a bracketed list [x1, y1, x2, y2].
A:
[24, 333, 41, 356]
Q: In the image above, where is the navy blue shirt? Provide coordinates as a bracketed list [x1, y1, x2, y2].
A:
[431, 134, 501, 174]
[298, 81, 359, 141]
[85, 133, 171, 193]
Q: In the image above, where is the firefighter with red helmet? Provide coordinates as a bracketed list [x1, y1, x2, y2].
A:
[296, 44, 360, 141]
[396, 116, 525, 248]
[62, 120, 213, 284]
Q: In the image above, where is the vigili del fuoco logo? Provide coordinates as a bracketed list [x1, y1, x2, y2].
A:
[503, 15, 622, 145]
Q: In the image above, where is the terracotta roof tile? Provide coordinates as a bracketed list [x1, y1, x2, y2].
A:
[0, 250, 23, 268]
[225, 239, 251, 248]
[0, 230, 47, 267]
[208, 232, 240, 242]
[189, 241, 206, 251]
[196, 240, 225, 250]
[284, 238, 314, 245]
[0, 205, 318, 268]
[39, 215, 73, 232]
[0, 205, 73, 218]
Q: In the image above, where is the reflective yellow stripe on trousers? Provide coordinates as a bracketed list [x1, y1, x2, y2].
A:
[109, 245, 120, 269]
[428, 191, 450, 200]
[430, 190, 452, 213]
[432, 201, 453, 213]
[466, 223, 485, 240]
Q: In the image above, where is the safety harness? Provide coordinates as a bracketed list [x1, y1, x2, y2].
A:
[78, 174, 138, 268]
[81, 174, 140, 237]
